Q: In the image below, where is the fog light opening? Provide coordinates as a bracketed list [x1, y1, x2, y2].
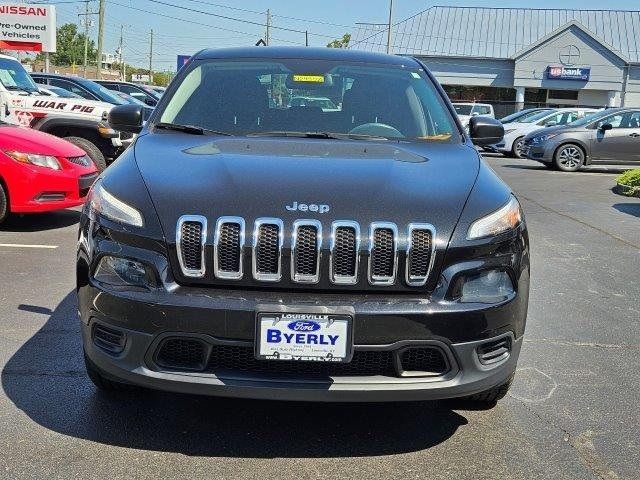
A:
[94, 255, 157, 290]
[455, 269, 514, 303]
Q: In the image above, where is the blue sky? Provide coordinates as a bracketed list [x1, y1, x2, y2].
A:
[49, 0, 638, 71]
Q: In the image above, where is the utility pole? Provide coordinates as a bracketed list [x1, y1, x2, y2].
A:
[96, 0, 105, 78]
[77, 0, 96, 78]
[386, 0, 393, 54]
[305, 30, 308, 47]
[118, 25, 124, 81]
[148, 29, 154, 86]
[265, 9, 271, 46]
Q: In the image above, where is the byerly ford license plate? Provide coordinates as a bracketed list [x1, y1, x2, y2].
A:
[256, 313, 352, 362]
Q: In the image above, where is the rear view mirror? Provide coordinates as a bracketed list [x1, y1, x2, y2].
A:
[145, 97, 157, 107]
[599, 123, 613, 132]
[469, 116, 504, 145]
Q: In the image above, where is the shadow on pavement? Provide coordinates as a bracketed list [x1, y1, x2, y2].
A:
[0, 209, 80, 232]
[501, 164, 628, 174]
[2, 292, 469, 458]
[613, 203, 640, 218]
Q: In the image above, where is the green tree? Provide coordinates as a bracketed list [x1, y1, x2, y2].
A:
[326, 33, 351, 49]
[45, 23, 97, 67]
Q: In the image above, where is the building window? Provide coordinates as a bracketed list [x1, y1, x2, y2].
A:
[548, 90, 579, 100]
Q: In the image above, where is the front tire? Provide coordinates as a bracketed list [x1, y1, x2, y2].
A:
[0, 182, 8, 225]
[554, 144, 584, 172]
[84, 352, 130, 392]
[511, 136, 525, 158]
[64, 136, 108, 172]
[461, 374, 514, 408]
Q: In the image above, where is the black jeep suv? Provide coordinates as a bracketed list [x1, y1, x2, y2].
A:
[77, 47, 529, 405]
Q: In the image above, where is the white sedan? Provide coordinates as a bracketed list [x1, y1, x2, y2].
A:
[497, 108, 599, 157]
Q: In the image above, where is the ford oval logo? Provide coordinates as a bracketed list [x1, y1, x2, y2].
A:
[287, 320, 321, 332]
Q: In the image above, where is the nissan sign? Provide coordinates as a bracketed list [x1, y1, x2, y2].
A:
[0, 4, 57, 52]
[546, 66, 590, 81]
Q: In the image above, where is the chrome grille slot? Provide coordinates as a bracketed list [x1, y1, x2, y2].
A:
[291, 220, 322, 283]
[176, 215, 207, 278]
[214, 217, 245, 280]
[253, 218, 283, 281]
[406, 223, 436, 286]
[330, 221, 360, 284]
[368, 222, 398, 285]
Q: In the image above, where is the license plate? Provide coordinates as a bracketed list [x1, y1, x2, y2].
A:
[256, 313, 353, 363]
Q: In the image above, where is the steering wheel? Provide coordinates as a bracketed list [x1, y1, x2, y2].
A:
[348, 122, 403, 138]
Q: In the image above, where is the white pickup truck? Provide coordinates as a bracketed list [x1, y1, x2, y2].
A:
[0, 54, 129, 171]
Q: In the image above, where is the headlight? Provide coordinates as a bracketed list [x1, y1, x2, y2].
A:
[531, 133, 559, 144]
[503, 128, 517, 134]
[94, 255, 156, 289]
[5, 150, 61, 170]
[89, 180, 144, 227]
[467, 196, 522, 239]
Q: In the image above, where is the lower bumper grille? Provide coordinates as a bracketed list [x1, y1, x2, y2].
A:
[153, 339, 450, 378]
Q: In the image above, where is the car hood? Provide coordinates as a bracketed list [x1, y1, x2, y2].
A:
[0, 124, 84, 157]
[134, 133, 481, 242]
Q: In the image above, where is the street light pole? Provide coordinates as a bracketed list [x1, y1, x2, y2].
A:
[386, 0, 393, 54]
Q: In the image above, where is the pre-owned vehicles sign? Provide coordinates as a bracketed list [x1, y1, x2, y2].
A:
[0, 4, 56, 52]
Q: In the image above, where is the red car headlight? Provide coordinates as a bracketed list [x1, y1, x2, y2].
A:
[5, 150, 62, 170]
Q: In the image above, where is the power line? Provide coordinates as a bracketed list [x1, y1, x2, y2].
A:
[142, 0, 336, 38]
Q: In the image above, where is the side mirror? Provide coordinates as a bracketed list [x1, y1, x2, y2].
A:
[108, 104, 144, 134]
[145, 97, 157, 107]
[599, 123, 613, 132]
[469, 116, 504, 145]
[545, 121, 557, 127]
[471, 111, 479, 116]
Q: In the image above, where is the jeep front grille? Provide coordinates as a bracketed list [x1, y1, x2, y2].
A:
[406, 224, 435, 286]
[176, 215, 207, 277]
[330, 221, 360, 284]
[253, 218, 283, 281]
[175, 217, 437, 288]
[214, 217, 245, 280]
[291, 220, 321, 283]
[368, 222, 398, 285]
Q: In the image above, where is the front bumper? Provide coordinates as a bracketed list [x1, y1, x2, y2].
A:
[79, 269, 528, 401]
[9, 167, 98, 213]
[522, 142, 554, 163]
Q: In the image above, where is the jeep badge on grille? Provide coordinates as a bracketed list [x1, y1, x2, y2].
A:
[285, 202, 330, 213]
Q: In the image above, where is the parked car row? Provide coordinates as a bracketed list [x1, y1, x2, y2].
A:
[0, 55, 162, 225]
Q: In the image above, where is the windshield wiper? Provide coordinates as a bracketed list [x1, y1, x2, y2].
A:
[247, 131, 388, 141]
[154, 122, 232, 136]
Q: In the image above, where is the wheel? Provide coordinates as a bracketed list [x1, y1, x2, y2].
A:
[511, 136, 525, 158]
[64, 136, 108, 172]
[554, 144, 584, 172]
[0, 182, 8, 225]
[84, 352, 130, 392]
[461, 374, 514, 407]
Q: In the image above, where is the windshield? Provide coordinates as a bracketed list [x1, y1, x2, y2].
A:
[0, 58, 40, 93]
[567, 109, 610, 127]
[500, 109, 552, 123]
[452, 104, 473, 115]
[158, 59, 457, 141]
[519, 110, 557, 124]
[78, 78, 127, 105]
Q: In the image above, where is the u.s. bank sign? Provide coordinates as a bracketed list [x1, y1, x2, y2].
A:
[546, 66, 590, 81]
[0, 4, 57, 52]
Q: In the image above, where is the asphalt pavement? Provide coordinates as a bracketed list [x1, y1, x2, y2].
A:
[0, 155, 638, 480]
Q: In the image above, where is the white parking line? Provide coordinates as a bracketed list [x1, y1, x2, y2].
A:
[0, 243, 59, 249]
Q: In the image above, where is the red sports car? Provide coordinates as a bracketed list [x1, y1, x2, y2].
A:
[0, 122, 98, 224]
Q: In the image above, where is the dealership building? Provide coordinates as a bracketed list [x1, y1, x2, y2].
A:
[352, 6, 640, 115]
